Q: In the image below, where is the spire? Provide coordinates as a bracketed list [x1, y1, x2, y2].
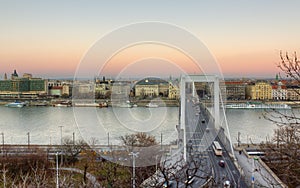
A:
[4, 73, 7, 80]
[11, 69, 19, 80]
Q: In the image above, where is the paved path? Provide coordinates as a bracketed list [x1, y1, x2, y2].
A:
[234, 150, 285, 188]
[57, 167, 101, 188]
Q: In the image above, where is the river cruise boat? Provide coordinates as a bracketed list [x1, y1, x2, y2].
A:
[225, 102, 291, 109]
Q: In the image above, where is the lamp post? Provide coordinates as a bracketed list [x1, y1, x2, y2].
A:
[129, 152, 139, 188]
[155, 155, 158, 171]
[59, 126, 63, 146]
[161, 133, 163, 150]
[247, 134, 249, 147]
[108, 132, 109, 147]
[58, 126, 63, 166]
[1, 132, 4, 156]
[27, 132, 30, 148]
[56, 152, 59, 188]
[237, 132, 241, 147]
[251, 157, 258, 188]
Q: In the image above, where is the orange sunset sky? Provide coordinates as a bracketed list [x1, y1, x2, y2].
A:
[1, 1, 300, 79]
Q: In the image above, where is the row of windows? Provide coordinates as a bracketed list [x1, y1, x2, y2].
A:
[0, 80, 45, 92]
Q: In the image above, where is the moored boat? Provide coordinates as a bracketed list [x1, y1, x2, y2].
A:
[146, 103, 159, 108]
[225, 102, 291, 109]
[99, 102, 108, 108]
[116, 103, 133, 108]
[73, 103, 100, 107]
[53, 101, 72, 107]
[5, 101, 26, 108]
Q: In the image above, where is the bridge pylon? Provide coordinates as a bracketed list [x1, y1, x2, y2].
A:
[180, 74, 220, 161]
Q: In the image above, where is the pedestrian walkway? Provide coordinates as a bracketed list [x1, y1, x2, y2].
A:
[59, 167, 101, 188]
[234, 148, 286, 188]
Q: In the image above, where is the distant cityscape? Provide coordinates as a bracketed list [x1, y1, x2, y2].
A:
[0, 70, 299, 103]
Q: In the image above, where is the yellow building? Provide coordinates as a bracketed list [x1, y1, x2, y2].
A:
[168, 83, 179, 99]
[287, 87, 300, 100]
[62, 84, 70, 96]
[135, 84, 159, 97]
[95, 83, 107, 96]
[134, 77, 169, 98]
[246, 82, 272, 100]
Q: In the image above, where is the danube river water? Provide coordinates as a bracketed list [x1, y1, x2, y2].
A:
[0, 106, 293, 145]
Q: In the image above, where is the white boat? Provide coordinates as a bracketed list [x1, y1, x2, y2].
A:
[5, 101, 26, 108]
[73, 103, 100, 107]
[146, 103, 159, 108]
[116, 103, 133, 108]
[225, 102, 291, 109]
[53, 101, 72, 107]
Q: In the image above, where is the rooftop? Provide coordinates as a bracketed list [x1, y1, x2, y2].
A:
[135, 77, 169, 86]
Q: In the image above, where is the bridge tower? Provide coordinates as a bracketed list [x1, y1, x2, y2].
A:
[180, 75, 220, 161]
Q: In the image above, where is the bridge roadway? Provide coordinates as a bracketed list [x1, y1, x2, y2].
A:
[184, 96, 247, 188]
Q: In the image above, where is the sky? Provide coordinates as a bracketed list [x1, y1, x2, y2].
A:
[1, 0, 300, 79]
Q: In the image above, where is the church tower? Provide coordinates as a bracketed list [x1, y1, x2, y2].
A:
[11, 69, 18, 80]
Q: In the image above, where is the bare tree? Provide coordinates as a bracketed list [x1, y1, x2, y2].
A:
[62, 137, 89, 165]
[119, 133, 159, 186]
[141, 151, 211, 188]
[261, 51, 300, 187]
[120, 132, 157, 148]
[1, 164, 8, 188]
[278, 51, 300, 85]
[30, 162, 48, 188]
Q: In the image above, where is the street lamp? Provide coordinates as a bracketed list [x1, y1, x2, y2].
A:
[27, 132, 30, 148]
[58, 126, 63, 166]
[237, 132, 241, 147]
[56, 152, 59, 188]
[59, 126, 63, 146]
[155, 155, 158, 171]
[1, 132, 4, 154]
[161, 133, 163, 150]
[251, 157, 258, 188]
[107, 132, 109, 147]
[129, 152, 139, 188]
[72, 132, 75, 145]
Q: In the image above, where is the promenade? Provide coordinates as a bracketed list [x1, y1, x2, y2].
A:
[234, 145, 287, 188]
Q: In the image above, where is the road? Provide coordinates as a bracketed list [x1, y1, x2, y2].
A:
[184, 95, 247, 188]
[142, 93, 248, 188]
[234, 150, 285, 187]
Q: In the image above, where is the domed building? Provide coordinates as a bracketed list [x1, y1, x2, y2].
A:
[134, 77, 169, 98]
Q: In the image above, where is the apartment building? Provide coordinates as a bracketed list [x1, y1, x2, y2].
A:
[246, 82, 272, 100]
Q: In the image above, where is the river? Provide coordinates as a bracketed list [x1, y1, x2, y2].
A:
[0, 106, 294, 145]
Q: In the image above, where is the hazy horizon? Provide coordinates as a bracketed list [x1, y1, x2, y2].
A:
[1, 1, 300, 78]
[0, 71, 280, 81]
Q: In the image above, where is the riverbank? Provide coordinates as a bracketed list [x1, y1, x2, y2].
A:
[226, 100, 300, 108]
[0, 98, 180, 107]
[1, 98, 300, 108]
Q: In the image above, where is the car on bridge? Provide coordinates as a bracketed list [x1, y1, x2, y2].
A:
[163, 181, 174, 187]
[184, 175, 195, 185]
[223, 180, 231, 187]
[219, 159, 225, 167]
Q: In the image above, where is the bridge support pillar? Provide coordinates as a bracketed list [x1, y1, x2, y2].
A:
[180, 75, 220, 161]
